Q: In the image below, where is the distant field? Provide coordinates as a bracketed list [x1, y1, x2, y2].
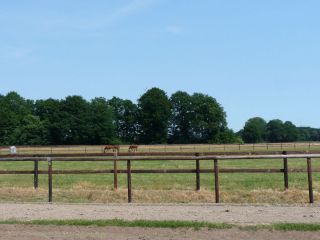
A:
[1, 142, 320, 155]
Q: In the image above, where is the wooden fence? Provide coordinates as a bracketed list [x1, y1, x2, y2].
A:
[0, 152, 319, 204]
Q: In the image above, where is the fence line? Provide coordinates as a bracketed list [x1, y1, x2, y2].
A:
[0, 152, 318, 204]
[1, 142, 320, 155]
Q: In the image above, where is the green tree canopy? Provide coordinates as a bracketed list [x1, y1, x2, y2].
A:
[241, 117, 267, 143]
[59, 95, 91, 144]
[190, 93, 228, 143]
[34, 98, 63, 144]
[266, 119, 285, 143]
[138, 88, 171, 144]
[169, 91, 193, 143]
[0, 92, 33, 145]
[108, 97, 138, 143]
[283, 121, 298, 142]
[88, 97, 116, 144]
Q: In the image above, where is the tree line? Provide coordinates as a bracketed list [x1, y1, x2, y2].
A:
[0, 88, 318, 145]
[239, 117, 320, 143]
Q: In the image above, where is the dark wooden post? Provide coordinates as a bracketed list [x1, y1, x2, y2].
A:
[113, 151, 118, 190]
[214, 158, 219, 203]
[282, 151, 288, 190]
[307, 157, 314, 203]
[48, 157, 53, 203]
[127, 160, 132, 203]
[195, 153, 200, 191]
[34, 160, 39, 189]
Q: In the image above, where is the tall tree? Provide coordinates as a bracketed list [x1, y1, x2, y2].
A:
[241, 117, 267, 143]
[10, 115, 48, 145]
[283, 121, 298, 142]
[88, 97, 116, 144]
[0, 92, 33, 145]
[138, 88, 171, 144]
[34, 98, 63, 144]
[169, 91, 193, 143]
[59, 96, 91, 144]
[108, 97, 138, 143]
[190, 93, 227, 143]
[266, 119, 285, 143]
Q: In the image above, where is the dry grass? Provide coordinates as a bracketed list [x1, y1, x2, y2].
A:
[0, 185, 318, 204]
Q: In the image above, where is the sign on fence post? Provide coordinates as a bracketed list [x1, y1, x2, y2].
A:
[9, 146, 17, 154]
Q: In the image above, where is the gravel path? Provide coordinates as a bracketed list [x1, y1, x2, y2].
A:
[1, 203, 320, 225]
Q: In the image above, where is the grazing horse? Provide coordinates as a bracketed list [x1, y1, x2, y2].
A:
[128, 144, 138, 152]
[104, 145, 120, 153]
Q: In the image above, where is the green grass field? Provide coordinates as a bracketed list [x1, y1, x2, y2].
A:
[0, 155, 319, 203]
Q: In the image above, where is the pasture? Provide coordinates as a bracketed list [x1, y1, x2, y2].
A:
[0, 144, 319, 204]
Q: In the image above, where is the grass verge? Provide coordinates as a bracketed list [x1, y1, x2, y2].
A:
[240, 223, 320, 232]
[0, 219, 233, 230]
[1, 219, 320, 231]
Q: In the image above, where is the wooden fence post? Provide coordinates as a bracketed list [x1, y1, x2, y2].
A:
[195, 153, 200, 191]
[127, 160, 132, 203]
[214, 159, 219, 203]
[282, 151, 288, 190]
[48, 157, 53, 203]
[113, 151, 118, 190]
[307, 157, 314, 203]
[34, 160, 39, 189]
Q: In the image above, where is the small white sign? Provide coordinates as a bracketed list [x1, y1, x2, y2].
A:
[9, 146, 17, 154]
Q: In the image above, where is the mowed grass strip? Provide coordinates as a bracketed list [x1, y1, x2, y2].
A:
[1, 219, 320, 232]
[241, 223, 320, 232]
[0, 219, 233, 230]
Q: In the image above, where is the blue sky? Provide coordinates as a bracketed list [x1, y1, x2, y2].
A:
[1, 0, 320, 131]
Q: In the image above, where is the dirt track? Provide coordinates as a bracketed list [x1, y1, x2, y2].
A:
[1, 203, 320, 225]
[1, 203, 320, 239]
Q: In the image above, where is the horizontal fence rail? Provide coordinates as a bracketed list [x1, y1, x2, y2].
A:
[0, 152, 318, 204]
[2, 142, 320, 155]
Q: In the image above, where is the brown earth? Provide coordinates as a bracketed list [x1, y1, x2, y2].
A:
[1, 203, 320, 240]
[1, 203, 320, 225]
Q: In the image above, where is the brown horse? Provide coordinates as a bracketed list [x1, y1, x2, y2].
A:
[128, 144, 138, 152]
[104, 145, 120, 153]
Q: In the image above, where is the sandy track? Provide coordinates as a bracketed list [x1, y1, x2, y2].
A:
[1, 203, 320, 225]
[2, 225, 320, 240]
